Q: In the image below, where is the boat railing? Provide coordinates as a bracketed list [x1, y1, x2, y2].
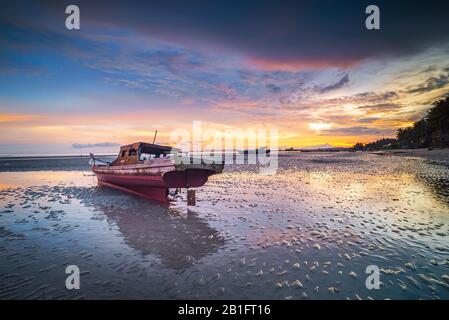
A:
[89, 153, 111, 166]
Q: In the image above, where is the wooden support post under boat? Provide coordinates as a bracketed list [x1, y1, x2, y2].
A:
[187, 189, 196, 206]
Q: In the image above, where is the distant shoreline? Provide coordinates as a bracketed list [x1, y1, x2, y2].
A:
[0, 154, 115, 161]
[371, 148, 449, 164]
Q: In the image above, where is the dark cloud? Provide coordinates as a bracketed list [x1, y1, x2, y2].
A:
[3, 0, 449, 68]
[358, 102, 402, 111]
[319, 74, 350, 93]
[311, 91, 399, 108]
[266, 83, 282, 93]
[357, 117, 380, 123]
[322, 126, 386, 136]
[72, 142, 120, 149]
[353, 91, 399, 102]
[406, 70, 449, 94]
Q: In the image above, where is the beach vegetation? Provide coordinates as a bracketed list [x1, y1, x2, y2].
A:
[353, 95, 449, 150]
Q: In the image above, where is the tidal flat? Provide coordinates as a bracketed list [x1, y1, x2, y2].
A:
[0, 152, 449, 299]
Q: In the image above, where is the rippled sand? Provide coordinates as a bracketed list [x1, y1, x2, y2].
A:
[1, 152, 449, 299]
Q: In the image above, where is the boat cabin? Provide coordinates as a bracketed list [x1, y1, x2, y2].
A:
[111, 142, 175, 166]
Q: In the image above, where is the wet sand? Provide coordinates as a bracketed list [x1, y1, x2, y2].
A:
[1, 152, 449, 299]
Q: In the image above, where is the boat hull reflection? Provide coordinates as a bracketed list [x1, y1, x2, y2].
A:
[77, 186, 225, 270]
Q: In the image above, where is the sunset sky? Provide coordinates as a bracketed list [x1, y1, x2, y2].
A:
[1, 0, 449, 154]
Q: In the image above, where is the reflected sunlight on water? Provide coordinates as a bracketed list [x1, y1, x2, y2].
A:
[0, 171, 96, 190]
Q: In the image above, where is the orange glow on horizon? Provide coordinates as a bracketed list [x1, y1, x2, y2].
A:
[246, 57, 358, 72]
[0, 114, 42, 123]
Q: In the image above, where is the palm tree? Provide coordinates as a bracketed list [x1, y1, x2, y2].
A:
[426, 96, 449, 133]
[363, 94, 449, 149]
[426, 96, 449, 147]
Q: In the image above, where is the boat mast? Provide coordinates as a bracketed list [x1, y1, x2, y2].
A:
[152, 130, 158, 144]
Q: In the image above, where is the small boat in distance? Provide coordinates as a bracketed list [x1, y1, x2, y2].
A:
[90, 142, 223, 203]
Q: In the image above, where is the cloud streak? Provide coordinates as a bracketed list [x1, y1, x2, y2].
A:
[406, 68, 449, 94]
[318, 74, 350, 93]
[72, 142, 120, 149]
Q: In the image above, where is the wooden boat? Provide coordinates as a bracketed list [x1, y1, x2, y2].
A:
[90, 142, 223, 203]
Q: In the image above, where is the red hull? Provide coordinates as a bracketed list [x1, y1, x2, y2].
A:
[91, 148, 223, 203]
[95, 169, 216, 203]
[96, 173, 169, 202]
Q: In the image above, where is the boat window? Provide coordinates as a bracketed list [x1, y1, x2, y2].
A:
[138, 152, 170, 160]
[129, 149, 137, 156]
[140, 153, 152, 160]
[121, 150, 127, 157]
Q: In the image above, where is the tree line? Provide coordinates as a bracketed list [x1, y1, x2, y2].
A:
[353, 95, 449, 151]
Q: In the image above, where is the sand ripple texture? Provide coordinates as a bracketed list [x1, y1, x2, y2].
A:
[0, 152, 449, 299]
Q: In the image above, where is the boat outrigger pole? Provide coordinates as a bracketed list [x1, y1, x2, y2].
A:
[89, 153, 111, 166]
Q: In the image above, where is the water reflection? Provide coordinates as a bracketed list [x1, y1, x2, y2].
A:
[0, 171, 95, 189]
[70, 187, 225, 270]
[411, 161, 449, 203]
[1, 153, 449, 299]
[0, 156, 101, 172]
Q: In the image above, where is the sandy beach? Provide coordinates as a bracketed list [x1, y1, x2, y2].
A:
[1, 152, 449, 299]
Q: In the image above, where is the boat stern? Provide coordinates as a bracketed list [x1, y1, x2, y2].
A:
[163, 158, 224, 188]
